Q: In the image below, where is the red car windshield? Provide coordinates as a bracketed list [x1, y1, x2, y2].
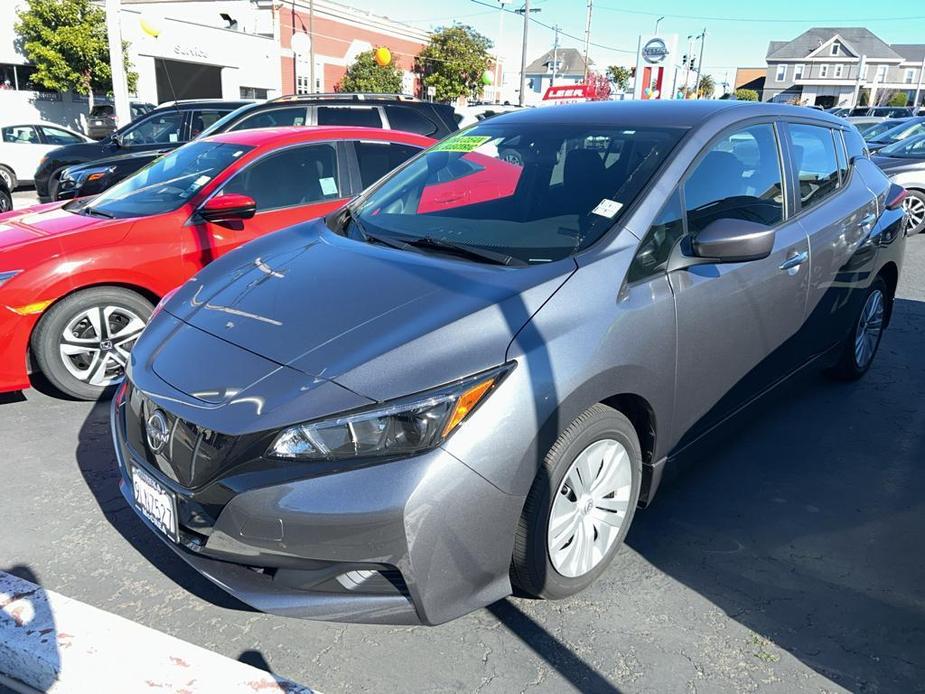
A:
[78, 141, 253, 219]
[352, 123, 685, 264]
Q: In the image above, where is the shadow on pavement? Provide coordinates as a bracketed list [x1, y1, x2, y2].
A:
[73, 400, 254, 613]
[626, 297, 925, 692]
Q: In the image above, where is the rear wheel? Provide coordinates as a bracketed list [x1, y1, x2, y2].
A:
[828, 278, 888, 381]
[903, 189, 925, 235]
[512, 404, 641, 599]
[0, 165, 16, 191]
[32, 287, 153, 400]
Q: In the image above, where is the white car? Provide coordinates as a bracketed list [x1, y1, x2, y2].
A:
[0, 122, 91, 190]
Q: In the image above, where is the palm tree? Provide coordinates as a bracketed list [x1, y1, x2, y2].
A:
[697, 73, 716, 99]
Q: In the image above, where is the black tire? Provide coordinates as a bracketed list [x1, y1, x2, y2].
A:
[904, 189, 925, 235]
[0, 188, 11, 213]
[827, 277, 889, 381]
[0, 165, 17, 191]
[31, 287, 153, 400]
[512, 403, 642, 599]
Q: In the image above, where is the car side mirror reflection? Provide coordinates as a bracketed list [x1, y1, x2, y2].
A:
[199, 194, 257, 224]
[668, 218, 775, 272]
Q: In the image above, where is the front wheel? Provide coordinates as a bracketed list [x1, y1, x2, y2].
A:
[31, 287, 153, 400]
[512, 404, 642, 599]
[0, 186, 11, 213]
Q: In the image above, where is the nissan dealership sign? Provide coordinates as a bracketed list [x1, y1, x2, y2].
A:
[633, 33, 679, 101]
[642, 38, 669, 64]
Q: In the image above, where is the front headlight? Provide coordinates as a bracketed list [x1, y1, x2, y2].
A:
[0, 270, 22, 289]
[268, 364, 513, 461]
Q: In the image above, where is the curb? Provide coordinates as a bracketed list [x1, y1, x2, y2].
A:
[0, 571, 315, 693]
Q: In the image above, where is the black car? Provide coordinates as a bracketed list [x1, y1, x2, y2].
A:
[87, 101, 155, 140]
[0, 175, 11, 213]
[49, 94, 459, 200]
[865, 116, 925, 153]
[849, 106, 915, 118]
[34, 99, 250, 202]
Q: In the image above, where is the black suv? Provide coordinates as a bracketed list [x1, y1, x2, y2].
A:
[52, 94, 459, 201]
[35, 99, 250, 202]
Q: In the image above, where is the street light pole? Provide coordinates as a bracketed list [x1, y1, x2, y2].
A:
[654, 16, 664, 34]
[518, 0, 529, 106]
[105, 0, 130, 126]
[551, 24, 560, 88]
[495, 0, 508, 104]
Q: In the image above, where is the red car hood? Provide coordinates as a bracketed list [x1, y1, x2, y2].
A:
[0, 202, 129, 252]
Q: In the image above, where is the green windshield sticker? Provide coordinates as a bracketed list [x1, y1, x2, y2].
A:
[433, 135, 492, 152]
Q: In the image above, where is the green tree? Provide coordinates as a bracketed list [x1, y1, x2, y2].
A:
[606, 65, 632, 92]
[697, 73, 716, 99]
[415, 25, 492, 102]
[734, 88, 759, 101]
[15, 0, 137, 115]
[887, 91, 908, 107]
[339, 50, 403, 94]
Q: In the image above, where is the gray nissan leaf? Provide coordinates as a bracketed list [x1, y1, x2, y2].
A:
[112, 101, 906, 626]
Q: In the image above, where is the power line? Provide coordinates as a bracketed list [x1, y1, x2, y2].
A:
[594, 4, 925, 24]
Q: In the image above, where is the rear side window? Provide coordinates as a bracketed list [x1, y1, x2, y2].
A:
[843, 128, 869, 160]
[683, 123, 784, 235]
[789, 123, 840, 211]
[317, 106, 382, 128]
[40, 126, 83, 145]
[384, 105, 438, 136]
[221, 143, 341, 211]
[190, 110, 232, 138]
[627, 189, 684, 283]
[2, 125, 40, 144]
[354, 141, 422, 189]
[230, 106, 307, 132]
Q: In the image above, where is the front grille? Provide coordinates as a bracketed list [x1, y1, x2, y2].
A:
[123, 386, 249, 489]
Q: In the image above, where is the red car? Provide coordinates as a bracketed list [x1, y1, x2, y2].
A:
[0, 126, 432, 399]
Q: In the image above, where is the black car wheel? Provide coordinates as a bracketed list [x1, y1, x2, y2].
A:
[904, 189, 925, 235]
[0, 165, 17, 191]
[32, 287, 153, 400]
[0, 187, 11, 213]
[512, 404, 641, 599]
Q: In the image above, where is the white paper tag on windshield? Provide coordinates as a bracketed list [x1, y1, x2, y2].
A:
[591, 199, 623, 218]
[319, 177, 338, 196]
[168, 133, 178, 143]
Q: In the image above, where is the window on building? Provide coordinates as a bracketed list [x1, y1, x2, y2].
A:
[0, 64, 15, 90]
[834, 64, 844, 78]
[819, 64, 830, 78]
[240, 86, 269, 100]
[353, 141, 423, 188]
[830, 42, 840, 56]
[875, 65, 888, 82]
[794, 64, 805, 80]
[789, 124, 840, 211]
[295, 58, 311, 95]
[683, 123, 785, 235]
[221, 143, 340, 210]
[905, 69, 918, 85]
[776, 64, 787, 81]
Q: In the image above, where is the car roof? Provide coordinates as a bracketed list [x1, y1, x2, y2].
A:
[152, 99, 252, 111]
[0, 120, 84, 131]
[487, 100, 846, 129]
[204, 125, 435, 148]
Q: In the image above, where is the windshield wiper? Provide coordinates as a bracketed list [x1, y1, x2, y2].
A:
[400, 236, 527, 267]
[82, 205, 114, 218]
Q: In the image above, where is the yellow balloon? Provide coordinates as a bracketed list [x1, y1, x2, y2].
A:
[140, 17, 161, 38]
[374, 47, 392, 67]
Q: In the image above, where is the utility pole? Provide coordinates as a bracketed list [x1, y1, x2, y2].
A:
[551, 24, 560, 88]
[696, 28, 706, 98]
[516, 1, 540, 106]
[309, 0, 315, 93]
[105, 0, 130, 126]
[582, 0, 593, 81]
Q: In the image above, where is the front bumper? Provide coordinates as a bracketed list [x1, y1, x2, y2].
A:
[111, 385, 524, 626]
[0, 308, 35, 392]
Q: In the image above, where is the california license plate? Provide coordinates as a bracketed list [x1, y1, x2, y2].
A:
[132, 465, 179, 543]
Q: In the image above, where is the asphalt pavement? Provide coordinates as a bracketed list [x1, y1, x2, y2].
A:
[1, 236, 923, 693]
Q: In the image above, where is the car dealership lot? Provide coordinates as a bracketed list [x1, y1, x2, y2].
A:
[1, 236, 923, 693]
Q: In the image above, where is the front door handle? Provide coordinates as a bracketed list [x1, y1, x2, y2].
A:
[779, 250, 808, 274]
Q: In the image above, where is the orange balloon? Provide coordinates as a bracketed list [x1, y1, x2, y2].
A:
[374, 47, 392, 67]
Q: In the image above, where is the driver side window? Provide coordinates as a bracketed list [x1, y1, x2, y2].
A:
[683, 123, 784, 235]
[121, 111, 186, 146]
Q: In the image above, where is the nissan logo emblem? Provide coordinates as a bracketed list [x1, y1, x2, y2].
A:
[145, 410, 170, 454]
[643, 38, 669, 64]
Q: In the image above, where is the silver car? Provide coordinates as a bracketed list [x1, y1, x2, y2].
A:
[113, 102, 906, 625]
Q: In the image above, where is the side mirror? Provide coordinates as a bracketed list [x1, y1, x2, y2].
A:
[669, 218, 775, 271]
[199, 194, 257, 223]
[109, 132, 123, 147]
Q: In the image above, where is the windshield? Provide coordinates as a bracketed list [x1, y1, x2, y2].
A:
[79, 141, 252, 218]
[863, 120, 908, 141]
[879, 133, 925, 158]
[872, 119, 924, 143]
[348, 123, 686, 264]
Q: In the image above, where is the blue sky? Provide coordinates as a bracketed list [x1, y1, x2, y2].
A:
[350, 0, 925, 87]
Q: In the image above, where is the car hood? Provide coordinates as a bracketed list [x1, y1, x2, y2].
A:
[65, 148, 170, 173]
[163, 219, 576, 403]
[0, 202, 129, 252]
[871, 155, 925, 174]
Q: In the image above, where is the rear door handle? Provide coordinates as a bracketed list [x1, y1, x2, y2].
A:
[779, 250, 808, 273]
